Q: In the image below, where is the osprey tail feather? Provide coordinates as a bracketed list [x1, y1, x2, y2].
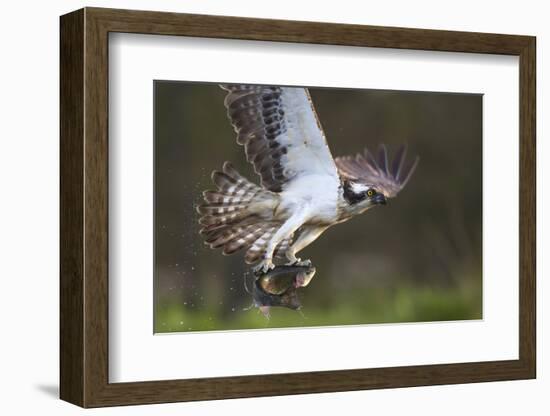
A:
[197, 162, 281, 263]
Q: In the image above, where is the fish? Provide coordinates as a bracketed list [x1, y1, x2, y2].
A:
[256, 264, 316, 294]
[245, 264, 316, 317]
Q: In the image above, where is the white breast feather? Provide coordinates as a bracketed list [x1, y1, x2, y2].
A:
[279, 173, 341, 224]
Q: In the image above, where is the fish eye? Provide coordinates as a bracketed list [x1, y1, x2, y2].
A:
[366, 189, 375, 197]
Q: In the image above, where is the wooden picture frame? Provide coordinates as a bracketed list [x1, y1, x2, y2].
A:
[60, 7, 536, 408]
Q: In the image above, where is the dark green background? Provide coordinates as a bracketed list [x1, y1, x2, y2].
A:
[154, 82, 482, 333]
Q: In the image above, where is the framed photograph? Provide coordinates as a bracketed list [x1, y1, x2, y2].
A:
[60, 7, 536, 408]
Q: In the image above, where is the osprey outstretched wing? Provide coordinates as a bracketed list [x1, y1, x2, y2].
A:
[198, 84, 418, 273]
[220, 84, 340, 192]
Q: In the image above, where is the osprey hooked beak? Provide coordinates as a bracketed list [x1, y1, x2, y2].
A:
[373, 193, 387, 205]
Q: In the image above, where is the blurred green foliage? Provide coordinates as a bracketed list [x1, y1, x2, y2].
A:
[156, 276, 482, 332]
[153, 81, 483, 333]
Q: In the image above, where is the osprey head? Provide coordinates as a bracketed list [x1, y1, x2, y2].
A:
[343, 180, 386, 212]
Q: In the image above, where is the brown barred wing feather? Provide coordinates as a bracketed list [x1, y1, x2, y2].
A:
[197, 162, 281, 263]
[220, 84, 339, 192]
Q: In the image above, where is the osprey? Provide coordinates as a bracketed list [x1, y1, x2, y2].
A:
[198, 84, 418, 274]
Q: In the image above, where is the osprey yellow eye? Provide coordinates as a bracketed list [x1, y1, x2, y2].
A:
[367, 189, 375, 197]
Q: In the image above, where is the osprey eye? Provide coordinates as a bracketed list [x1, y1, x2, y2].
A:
[367, 189, 375, 197]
